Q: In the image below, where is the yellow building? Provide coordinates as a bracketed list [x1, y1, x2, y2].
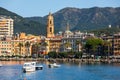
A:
[0, 40, 12, 56]
[11, 40, 26, 56]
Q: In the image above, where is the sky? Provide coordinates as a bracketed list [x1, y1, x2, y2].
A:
[0, 0, 120, 17]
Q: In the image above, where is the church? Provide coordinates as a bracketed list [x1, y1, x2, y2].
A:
[40, 12, 62, 54]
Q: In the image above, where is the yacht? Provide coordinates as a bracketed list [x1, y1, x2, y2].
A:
[48, 63, 61, 68]
[23, 62, 43, 72]
[23, 62, 36, 72]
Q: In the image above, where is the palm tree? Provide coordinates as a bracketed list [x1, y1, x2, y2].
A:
[103, 40, 112, 58]
[33, 42, 41, 57]
[41, 42, 48, 54]
[25, 41, 31, 56]
[75, 40, 82, 52]
[18, 43, 23, 56]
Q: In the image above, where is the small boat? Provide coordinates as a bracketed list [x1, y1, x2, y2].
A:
[23, 62, 36, 72]
[36, 65, 43, 70]
[48, 63, 61, 68]
[23, 62, 43, 73]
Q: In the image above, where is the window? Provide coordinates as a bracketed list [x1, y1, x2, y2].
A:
[50, 27, 52, 32]
[50, 21, 51, 24]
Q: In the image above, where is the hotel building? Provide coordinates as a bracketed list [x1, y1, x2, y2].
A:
[0, 16, 13, 39]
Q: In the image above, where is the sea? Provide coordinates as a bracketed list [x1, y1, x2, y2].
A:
[0, 61, 120, 80]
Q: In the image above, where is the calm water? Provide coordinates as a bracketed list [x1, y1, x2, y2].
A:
[0, 61, 120, 80]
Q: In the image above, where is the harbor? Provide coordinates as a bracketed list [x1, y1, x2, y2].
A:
[0, 61, 120, 80]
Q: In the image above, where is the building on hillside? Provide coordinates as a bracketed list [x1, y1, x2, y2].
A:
[0, 16, 13, 40]
[113, 33, 120, 56]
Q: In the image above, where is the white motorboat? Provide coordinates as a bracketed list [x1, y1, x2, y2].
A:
[48, 63, 61, 68]
[23, 62, 36, 72]
[23, 62, 43, 72]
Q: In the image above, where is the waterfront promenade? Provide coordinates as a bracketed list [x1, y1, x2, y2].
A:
[0, 57, 120, 64]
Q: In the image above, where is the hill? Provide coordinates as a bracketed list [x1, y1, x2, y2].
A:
[0, 7, 120, 35]
[28, 7, 120, 32]
[0, 7, 46, 35]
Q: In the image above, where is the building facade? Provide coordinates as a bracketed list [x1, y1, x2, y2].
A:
[0, 16, 13, 39]
[113, 33, 120, 55]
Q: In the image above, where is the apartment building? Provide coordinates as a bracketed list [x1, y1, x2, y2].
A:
[0, 16, 13, 39]
[113, 33, 120, 55]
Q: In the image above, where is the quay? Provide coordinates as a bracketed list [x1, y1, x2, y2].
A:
[0, 57, 120, 64]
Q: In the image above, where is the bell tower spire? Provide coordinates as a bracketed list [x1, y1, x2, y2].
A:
[66, 22, 70, 31]
[46, 12, 54, 38]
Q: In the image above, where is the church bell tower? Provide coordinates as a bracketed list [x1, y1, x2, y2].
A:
[46, 12, 54, 38]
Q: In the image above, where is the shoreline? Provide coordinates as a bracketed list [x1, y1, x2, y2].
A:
[0, 58, 120, 64]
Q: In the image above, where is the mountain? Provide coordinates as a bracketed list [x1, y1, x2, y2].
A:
[0, 7, 46, 35]
[0, 7, 120, 35]
[27, 7, 120, 32]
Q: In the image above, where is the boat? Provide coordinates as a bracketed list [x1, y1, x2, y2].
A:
[23, 62, 43, 72]
[36, 65, 43, 70]
[23, 62, 36, 72]
[48, 63, 61, 68]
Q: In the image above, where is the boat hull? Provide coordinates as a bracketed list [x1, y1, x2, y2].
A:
[23, 67, 36, 73]
[48, 63, 60, 68]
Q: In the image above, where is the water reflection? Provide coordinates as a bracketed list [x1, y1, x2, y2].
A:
[1, 61, 24, 65]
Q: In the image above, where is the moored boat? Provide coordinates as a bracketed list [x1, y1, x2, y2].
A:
[48, 63, 61, 68]
[36, 65, 43, 70]
[23, 62, 36, 72]
[23, 62, 43, 73]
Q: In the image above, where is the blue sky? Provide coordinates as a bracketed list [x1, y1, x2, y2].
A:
[0, 0, 120, 17]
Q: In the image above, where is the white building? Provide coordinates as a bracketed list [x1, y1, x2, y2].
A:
[0, 16, 14, 39]
[61, 23, 95, 52]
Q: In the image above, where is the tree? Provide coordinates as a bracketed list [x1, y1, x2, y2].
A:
[48, 51, 58, 58]
[32, 42, 41, 57]
[18, 43, 23, 56]
[58, 52, 68, 58]
[85, 38, 104, 57]
[74, 52, 83, 59]
[103, 40, 112, 58]
[25, 41, 31, 56]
